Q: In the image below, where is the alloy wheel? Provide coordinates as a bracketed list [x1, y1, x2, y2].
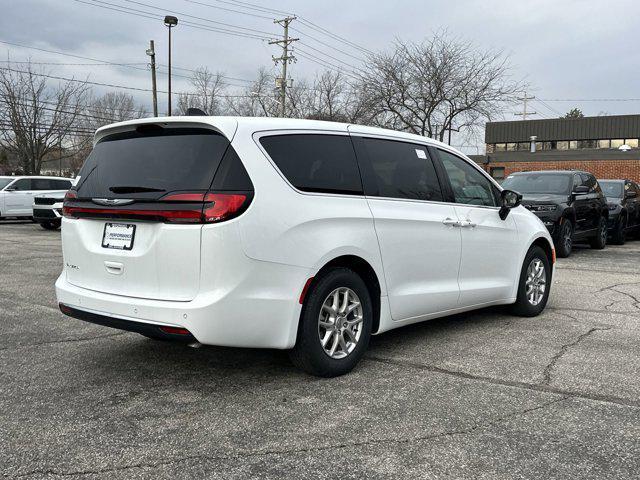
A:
[563, 223, 572, 252]
[525, 258, 546, 306]
[318, 287, 363, 359]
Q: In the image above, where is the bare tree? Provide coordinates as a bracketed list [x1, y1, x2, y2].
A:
[177, 67, 227, 115]
[226, 68, 280, 117]
[0, 62, 90, 174]
[358, 31, 523, 141]
[70, 91, 146, 173]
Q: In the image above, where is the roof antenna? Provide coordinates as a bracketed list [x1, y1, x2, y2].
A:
[186, 107, 208, 116]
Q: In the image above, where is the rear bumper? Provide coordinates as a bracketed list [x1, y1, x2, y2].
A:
[59, 303, 197, 342]
[55, 259, 310, 349]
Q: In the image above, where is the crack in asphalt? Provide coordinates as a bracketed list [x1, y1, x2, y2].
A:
[541, 327, 612, 385]
[548, 305, 640, 317]
[0, 332, 125, 352]
[11, 396, 570, 478]
[365, 356, 638, 409]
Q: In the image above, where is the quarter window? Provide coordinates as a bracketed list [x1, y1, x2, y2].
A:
[357, 138, 443, 201]
[32, 178, 53, 190]
[259, 134, 363, 195]
[437, 150, 497, 207]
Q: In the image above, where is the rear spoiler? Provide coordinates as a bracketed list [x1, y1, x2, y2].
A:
[93, 117, 238, 146]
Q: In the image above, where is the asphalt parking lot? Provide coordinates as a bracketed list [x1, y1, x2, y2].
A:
[1, 221, 639, 479]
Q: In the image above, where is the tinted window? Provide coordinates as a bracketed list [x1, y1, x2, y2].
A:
[438, 150, 496, 206]
[581, 173, 597, 192]
[11, 179, 31, 191]
[51, 179, 72, 190]
[357, 138, 443, 201]
[260, 134, 362, 195]
[211, 147, 253, 191]
[76, 128, 230, 200]
[573, 174, 582, 190]
[32, 178, 53, 190]
[0, 178, 13, 189]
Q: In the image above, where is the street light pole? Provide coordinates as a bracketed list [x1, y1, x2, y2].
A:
[164, 16, 178, 116]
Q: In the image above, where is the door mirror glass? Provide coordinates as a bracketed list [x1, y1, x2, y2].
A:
[4, 186, 16, 192]
[499, 189, 522, 220]
[573, 185, 590, 195]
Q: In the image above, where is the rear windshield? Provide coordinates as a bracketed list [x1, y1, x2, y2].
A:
[502, 173, 572, 195]
[75, 127, 230, 200]
[599, 181, 623, 198]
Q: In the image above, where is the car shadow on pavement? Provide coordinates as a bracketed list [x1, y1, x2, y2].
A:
[76, 307, 509, 386]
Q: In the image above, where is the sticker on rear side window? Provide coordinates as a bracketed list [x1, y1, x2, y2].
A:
[415, 149, 427, 159]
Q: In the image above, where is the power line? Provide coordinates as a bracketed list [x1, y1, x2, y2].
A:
[293, 30, 366, 64]
[539, 97, 640, 102]
[182, 0, 273, 20]
[514, 92, 536, 120]
[0, 66, 256, 99]
[0, 60, 146, 67]
[71, 0, 272, 40]
[297, 42, 365, 71]
[295, 49, 360, 80]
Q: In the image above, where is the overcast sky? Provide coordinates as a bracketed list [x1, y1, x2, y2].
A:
[2, 0, 639, 151]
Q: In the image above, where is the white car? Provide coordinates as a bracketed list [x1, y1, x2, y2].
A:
[56, 117, 554, 377]
[0, 176, 74, 220]
[33, 191, 67, 230]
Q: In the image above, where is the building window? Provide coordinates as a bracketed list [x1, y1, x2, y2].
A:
[490, 166, 505, 181]
[557, 141, 569, 150]
[486, 144, 495, 154]
[569, 140, 578, 149]
[610, 139, 624, 148]
[597, 139, 611, 149]
[506, 142, 517, 151]
[495, 143, 506, 152]
[625, 139, 639, 148]
[517, 142, 530, 151]
[578, 140, 597, 149]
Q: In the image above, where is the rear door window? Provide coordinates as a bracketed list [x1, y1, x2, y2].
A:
[355, 137, 443, 201]
[75, 127, 231, 200]
[32, 178, 53, 190]
[259, 134, 363, 195]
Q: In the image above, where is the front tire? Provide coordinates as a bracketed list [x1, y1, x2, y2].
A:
[289, 267, 373, 377]
[511, 245, 552, 317]
[589, 216, 607, 249]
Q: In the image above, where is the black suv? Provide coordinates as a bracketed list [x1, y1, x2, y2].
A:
[502, 170, 608, 257]
[599, 179, 640, 244]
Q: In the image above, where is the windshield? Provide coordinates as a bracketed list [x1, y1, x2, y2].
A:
[502, 173, 571, 195]
[599, 181, 623, 198]
[0, 178, 14, 190]
[75, 127, 230, 200]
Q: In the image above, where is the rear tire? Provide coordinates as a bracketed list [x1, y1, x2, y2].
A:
[611, 215, 626, 245]
[40, 220, 61, 230]
[589, 216, 607, 249]
[555, 220, 573, 258]
[289, 267, 373, 377]
[511, 245, 552, 317]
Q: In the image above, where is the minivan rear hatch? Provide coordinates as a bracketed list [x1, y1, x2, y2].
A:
[62, 123, 238, 301]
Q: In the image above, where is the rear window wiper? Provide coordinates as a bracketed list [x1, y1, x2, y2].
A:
[108, 186, 166, 194]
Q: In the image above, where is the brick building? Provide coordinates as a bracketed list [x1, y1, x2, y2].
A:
[470, 114, 640, 182]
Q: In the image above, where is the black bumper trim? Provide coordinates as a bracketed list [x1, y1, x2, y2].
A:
[59, 303, 196, 342]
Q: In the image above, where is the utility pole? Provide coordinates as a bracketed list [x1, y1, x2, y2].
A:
[146, 40, 158, 117]
[269, 16, 298, 117]
[514, 92, 536, 120]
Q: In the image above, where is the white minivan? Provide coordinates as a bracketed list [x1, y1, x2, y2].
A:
[56, 117, 554, 376]
[0, 176, 74, 219]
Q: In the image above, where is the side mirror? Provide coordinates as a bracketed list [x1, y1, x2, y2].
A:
[499, 189, 522, 220]
[4, 187, 16, 192]
[572, 185, 589, 195]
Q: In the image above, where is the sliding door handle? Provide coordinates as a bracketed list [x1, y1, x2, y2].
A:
[442, 217, 460, 227]
[459, 220, 477, 228]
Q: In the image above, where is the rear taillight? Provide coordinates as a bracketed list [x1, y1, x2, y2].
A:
[62, 192, 251, 224]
